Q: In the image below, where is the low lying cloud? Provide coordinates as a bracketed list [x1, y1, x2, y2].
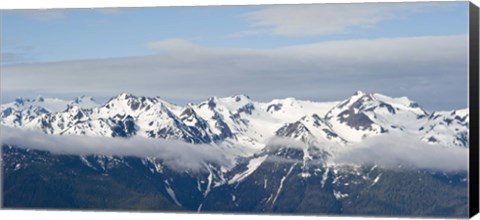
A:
[1, 126, 232, 172]
[263, 134, 467, 171]
[265, 136, 308, 150]
[334, 133, 468, 171]
[1, 126, 469, 172]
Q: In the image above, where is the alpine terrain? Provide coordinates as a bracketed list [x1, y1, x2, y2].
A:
[1, 91, 469, 217]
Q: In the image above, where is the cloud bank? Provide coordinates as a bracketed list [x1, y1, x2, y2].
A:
[262, 135, 468, 171]
[1, 126, 232, 172]
[334, 133, 469, 171]
[2, 34, 467, 110]
[1, 127, 469, 172]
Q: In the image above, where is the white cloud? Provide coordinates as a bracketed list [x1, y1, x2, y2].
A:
[2, 126, 467, 172]
[265, 136, 308, 150]
[242, 3, 423, 36]
[1, 126, 232, 172]
[262, 134, 468, 171]
[1, 35, 468, 110]
[334, 132, 469, 171]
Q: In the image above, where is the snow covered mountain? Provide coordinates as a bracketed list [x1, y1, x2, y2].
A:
[1, 91, 470, 216]
[421, 109, 469, 148]
[1, 91, 469, 150]
[1, 91, 468, 187]
[1, 95, 98, 127]
[324, 91, 430, 142]
[2, 95, 98, 113]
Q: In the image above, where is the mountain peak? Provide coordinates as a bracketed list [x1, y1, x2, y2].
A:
[74, 95, 96, 104]
[34, 95, 45, 102]
[334, 91, 374, 110]
[101, 93, 164, 114]
[115, 92, 136, 100]
[14, 97, 27, 105]
[351, 91, 376, 101]
[276, 121, 311, 139]
[207, 96, 218, 101]
[65, 104, 81, 112]
[354, 90, 367, 96]
[232, 94, 251, 102]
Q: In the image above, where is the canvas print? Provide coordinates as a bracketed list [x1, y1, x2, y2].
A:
[0, 2, 473, 218]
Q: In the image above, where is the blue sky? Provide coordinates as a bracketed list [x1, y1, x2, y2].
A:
[2, 3, 468, 63]
[1, 2, 470, 110]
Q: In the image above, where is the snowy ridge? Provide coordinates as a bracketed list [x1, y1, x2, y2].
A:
[420, 109, 469, 148]
[324, 91, 430, 142]
[1, 91, 469, 158]
[2, 95, 98, 113]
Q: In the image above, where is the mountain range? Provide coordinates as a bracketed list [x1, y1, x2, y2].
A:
[1, 91, 470, 217]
